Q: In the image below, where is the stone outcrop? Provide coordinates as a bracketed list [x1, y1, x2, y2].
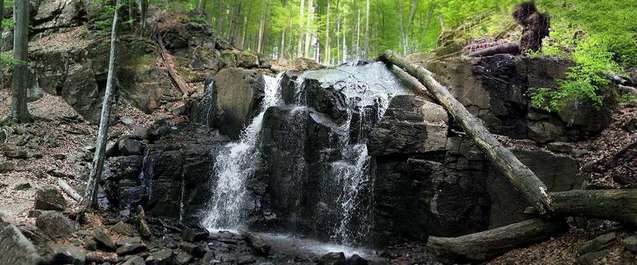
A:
[368, 95, 448, 156]
[192, 68, 266, 139]
[426, 55, 611, 142]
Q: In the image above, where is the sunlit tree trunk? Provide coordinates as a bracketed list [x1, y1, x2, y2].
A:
[257, 0, 266, 53]
[297, 0, 305, 58]
[0, 0, 4, 89]
[355, 4, 361, 59]
[83, 0, 121, 209]
[304, 0, 313, 58]
[365, 0, 370, 57]
[10, 0, 31, 123]
[324, 0, 330, 64]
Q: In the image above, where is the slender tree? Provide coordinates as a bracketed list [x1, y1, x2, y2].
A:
[10, 0, 31, 123]
[83, 0, 121, 209]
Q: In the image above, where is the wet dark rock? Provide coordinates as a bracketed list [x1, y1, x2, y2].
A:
[244, 232, 271, 257]
[346, 254, 369, 265]
[547, 142, 576, 154]
[368, 95, 448, 156]
[576, 249, 610, 265]
[35, 211, 75, 239]
[558, 100, 612, 137]
[175, 251, 193, 265]
[181, 226, 209, 242]
[528, 120, 565, 143]
[237, 254, 257, 264]
[318, 252, 346, 265]
[301, 78, 349, 124]
[94, 228, 116, 250]
[488, 148, 581, 227]
[0, 219, 43, 265]
[116, 237, 147, 256]
[146, 248, 174, 265]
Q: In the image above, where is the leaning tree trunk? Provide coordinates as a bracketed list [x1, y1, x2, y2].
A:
[427, 218, 567, 262]
[379, 51, 553, 213]
[83, 0, 121, 209]
[10, 0, 31, 123]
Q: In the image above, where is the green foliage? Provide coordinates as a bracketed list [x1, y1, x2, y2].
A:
[529, 0, 637, 111]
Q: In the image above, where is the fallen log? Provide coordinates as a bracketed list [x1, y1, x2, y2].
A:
[57, 179, 81, 202]
[467, 43, 521, 57]
[427, 218, 567, 262]
[523, 190, 637, 227]
[379, 50, 552, 213]
[157, 36, 193, 96]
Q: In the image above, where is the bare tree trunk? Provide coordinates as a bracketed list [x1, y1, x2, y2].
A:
[380, 51, 553, 213]
[257, 0, 267, 53]
[297, 0, 305, 58]
[0, 0, 4, 89]
[82, 0, 121, 209]
[364, 0, 370, 57]
[324, 0, 330, 64]
[10, 0, 31, 123]
[355, 4, 360, 59]
[138, 0, 147, 34]
[304, 0, 313, 58]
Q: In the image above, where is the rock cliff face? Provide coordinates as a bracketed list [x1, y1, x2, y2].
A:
[104, 56, 594, 249]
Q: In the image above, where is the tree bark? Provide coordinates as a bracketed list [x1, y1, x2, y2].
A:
[298, 0, 304, 57]
[379, 51, 553, 213]
[324, 0, 330, 64]
[427, 218, 567, 262]
[10, 0, 31, 123]
[542, 190, 637, 227]
[82, 0, 121, 209]
[364, 0, 370, 58]
[467, 43, 521, 57]
[304, 0, 313, 58]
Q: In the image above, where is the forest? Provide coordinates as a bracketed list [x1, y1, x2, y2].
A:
[0, 0, 637, 265]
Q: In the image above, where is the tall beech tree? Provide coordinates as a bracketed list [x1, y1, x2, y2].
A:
[10, 0, 31, 123]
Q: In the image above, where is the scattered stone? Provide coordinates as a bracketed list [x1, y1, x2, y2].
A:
[346, 254, 369, 265]
[14, 183, 31, 191]
[528, 121, 565, 144]
[175, 251, 193, 265]
[0, 161, 15, 173]
[623, 235, 637, 254]
[94, 228, 116, 250]
[2, 145, 29, 159]
[237, 254, 256, 264]
[34, 185, 67, 211]
[146, 248, 174, 265]
[111, 221, 136, 236]
[47, 168, 76, 179]
[84, 238, 98, 251]
[547, 142, 575, 154]
[86, 251, 119, 264]
[319, 252, 346, 265]
[244, 232, 270, 257]
[0, 221, 43, 265]
[181, 226, 209, 242]
[118, 137, 145, 156]
[53, 153, 66, 160]
[121, 116, 136, 126]
[132, 126, 149, 139]
[121, 255, 146, 265]
[49, 244, 87, 265]
[579, 232, 617, 255]
[137, 208, 153, 239]
[35, 211, 75, 239]
[116, 237, 147, 256]
[576, 249, 610, 265]
[28, 210, 43, 218]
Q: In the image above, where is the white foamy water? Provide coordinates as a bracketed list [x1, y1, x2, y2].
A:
[202, 74, 283, 231]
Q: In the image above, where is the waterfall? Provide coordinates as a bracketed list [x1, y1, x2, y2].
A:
[202, 74, 283, 231]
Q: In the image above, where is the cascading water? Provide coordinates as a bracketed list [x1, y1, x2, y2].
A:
[202, 74, 283, 231]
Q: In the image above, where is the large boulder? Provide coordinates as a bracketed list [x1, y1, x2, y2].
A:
[32, 0, 86, 34]
[196, 68, 266, 139]
[35, 211, 75, 239]
[0, 216, 43, 265]
[368, 95, 448, 156]
[34, 185, 67, 211]
[487, 148, 582, 227]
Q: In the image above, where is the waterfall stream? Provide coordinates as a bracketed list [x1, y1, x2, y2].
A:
[202, 74, 283, 231]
